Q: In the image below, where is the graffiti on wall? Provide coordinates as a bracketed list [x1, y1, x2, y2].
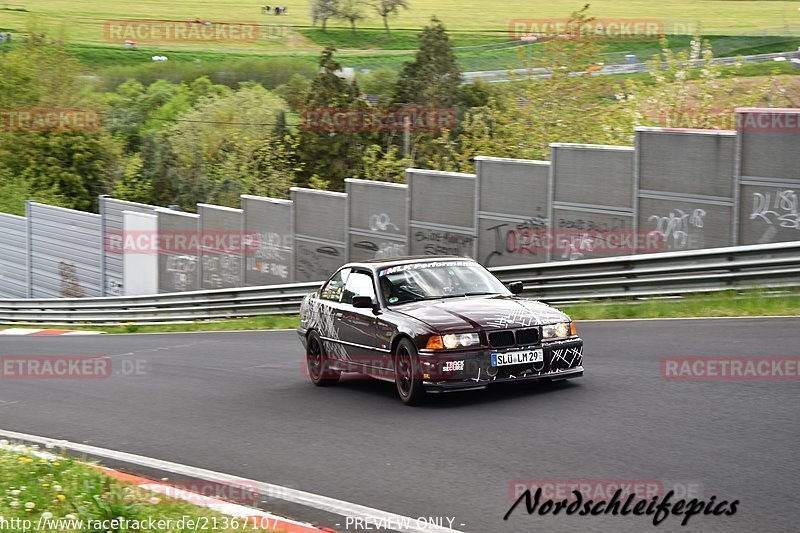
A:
[413, 228, 474, 256]
[201, 253, 241, 289]
[246, 232, 291, 280]
[58, 261, 85, 298]
[647, 208, 706, 249]
[165, 254, 197, 292]
[368, 213, 400, 233]
[296, 242, 343, 281]
[750, 189, 799, 230]
[483, 216, 549, 265]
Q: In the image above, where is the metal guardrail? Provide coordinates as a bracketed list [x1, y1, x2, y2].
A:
[1, 242, 798, 326]
[464, 50, 800, 83]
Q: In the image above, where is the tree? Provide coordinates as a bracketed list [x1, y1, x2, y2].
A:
[393, 16, 462, 107]
[371, 0, 409, 34]
[361, 144, 411, 182]
[311, 0, 340, 32]
[0, 36, 124, 212]
[160, 83, 294, 208]
[297, 47, 371, 190]
[442, 5, 639, 171]
[337, 0, 366, 34]
[357, 67, 399, 101]
[274, 74, 312, 112]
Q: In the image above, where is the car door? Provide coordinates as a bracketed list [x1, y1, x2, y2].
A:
[337, 269, 379, 371]
[315, 267, 350, 362]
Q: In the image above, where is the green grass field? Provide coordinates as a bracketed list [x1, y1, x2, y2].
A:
[2, 1, 800, 78]
[2, 0, 800, 49]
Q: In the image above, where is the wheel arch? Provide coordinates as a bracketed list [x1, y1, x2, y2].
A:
[390, 333, 414, 357]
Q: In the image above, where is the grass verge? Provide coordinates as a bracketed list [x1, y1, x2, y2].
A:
[0, 441, 273, 532]
[561, 289, 800, 321]
[61, 314, 300, 334]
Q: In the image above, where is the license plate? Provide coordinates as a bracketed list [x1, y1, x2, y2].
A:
[491, 349, 543, 367]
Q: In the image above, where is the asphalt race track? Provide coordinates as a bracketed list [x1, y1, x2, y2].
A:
[1, 318, 797, 533]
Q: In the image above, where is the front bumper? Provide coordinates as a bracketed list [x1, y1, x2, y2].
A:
[420, 338, 584, 392]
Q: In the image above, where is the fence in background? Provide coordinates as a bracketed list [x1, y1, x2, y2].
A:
[0, 108, 798, 299]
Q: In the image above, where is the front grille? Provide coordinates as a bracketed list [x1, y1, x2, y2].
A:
[515, 328, 539, 346]
[488, 330, 515, 348]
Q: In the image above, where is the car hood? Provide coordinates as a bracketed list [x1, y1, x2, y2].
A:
[392, 295, 570, 332]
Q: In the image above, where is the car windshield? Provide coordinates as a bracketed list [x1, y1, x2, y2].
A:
[377, 260, 510, 305]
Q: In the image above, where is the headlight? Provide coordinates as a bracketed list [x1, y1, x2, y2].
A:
[428, 333, 480, 350]
[542, 322, 572, 340]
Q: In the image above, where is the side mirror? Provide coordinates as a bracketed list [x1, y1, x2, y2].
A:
[507, 281, 524, 295]
[352, 296, 375, 309]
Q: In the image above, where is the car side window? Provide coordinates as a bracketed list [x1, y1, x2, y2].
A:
[341, 271, 376, 305]
[320, 268, 350, 302]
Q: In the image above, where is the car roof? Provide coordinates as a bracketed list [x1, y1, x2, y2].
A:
[344, 256, 478, 272]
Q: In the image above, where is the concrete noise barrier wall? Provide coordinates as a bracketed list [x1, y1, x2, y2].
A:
[292, 187, 347, 282]
[345, 178, 408, 263]
[242, 195, 294, 285]
[406, 169, 478, 258]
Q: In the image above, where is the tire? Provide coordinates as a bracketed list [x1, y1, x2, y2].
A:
[394, 338, 426, 405]
[306, 330, 340, 386]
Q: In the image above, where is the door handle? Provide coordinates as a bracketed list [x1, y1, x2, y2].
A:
[334, 312, 343, 320]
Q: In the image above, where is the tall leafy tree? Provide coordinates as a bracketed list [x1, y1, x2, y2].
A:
[337, 0, 366, 35]
[393, 16, 462, 107]
[159, 83, 294, 209]
[297, 47, 369, 190]
[371, 0, 409, 34]
[0, 37, 123, 212]
[311, 0, 340, 32]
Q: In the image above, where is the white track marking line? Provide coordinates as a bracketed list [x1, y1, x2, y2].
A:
[577, 315, 800, 323]
[0, 428, 465, 533]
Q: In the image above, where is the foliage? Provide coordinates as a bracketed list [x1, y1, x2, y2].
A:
[361, 144, 411, 182]
[356, 67, 399, 100]
[311, 0, 340, 32]
[442, 5, 641, 170]
[296, 47, 372, 190]
[639, 37, 790, 129]
[371, 0, 410, 34]
[337, 0, 367, 34]
[156, 83, 294, 209]
[393, 16, 463, 107]
[0, 442, 260, 531]
[274, 74, 312, 112]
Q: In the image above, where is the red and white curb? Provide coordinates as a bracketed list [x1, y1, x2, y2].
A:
[99, 468, 328, 533]
[0, 328, 102, 336]
[0, 440, 326, 533]
[0, 429, 464, 533]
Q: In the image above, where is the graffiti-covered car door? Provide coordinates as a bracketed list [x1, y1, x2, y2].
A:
[311, 267, 351, 362]
[337, 269, 379, 371]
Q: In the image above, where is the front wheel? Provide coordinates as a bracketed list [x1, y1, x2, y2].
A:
[394, 338, 426, 405]
[306, 331, 340, 386]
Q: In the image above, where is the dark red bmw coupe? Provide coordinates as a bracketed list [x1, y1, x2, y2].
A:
[298, 256, 584, 405]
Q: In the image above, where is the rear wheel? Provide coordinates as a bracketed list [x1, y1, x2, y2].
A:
[306, 331, 340, 386]
[394, 338, 426, 405]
